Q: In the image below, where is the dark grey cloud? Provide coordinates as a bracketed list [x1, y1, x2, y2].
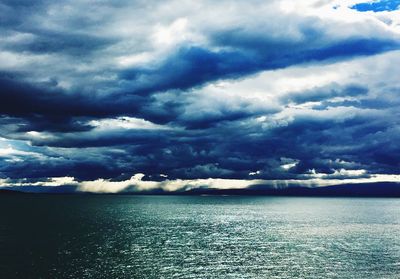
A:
[117, 38, 399, 96]
[1, 0, 400, 190]
[10, 31, 115, 56]
[1, 74, 159, 114]
[283, 84, 369, 105]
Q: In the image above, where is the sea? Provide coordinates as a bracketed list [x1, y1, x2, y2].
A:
[0, 195, 399, 278]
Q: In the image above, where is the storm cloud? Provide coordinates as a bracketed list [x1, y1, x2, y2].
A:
[1, 0, 400, 192]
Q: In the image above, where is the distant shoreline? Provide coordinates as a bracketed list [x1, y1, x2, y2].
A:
[1, 182, 400, 197]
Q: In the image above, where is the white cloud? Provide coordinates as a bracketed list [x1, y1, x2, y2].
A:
[78, 173, 263, 193]
[0, 146, 44, 159]
[2, 169, 400, 193]
[89, 117, 171, 131]
[281, 162, 298, 170]
[0, 177, 77, 187]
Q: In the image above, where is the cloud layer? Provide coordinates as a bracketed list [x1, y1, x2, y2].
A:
[1, 0, 400, 192]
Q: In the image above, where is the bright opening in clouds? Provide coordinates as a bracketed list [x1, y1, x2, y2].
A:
[0, 0, 400, 193]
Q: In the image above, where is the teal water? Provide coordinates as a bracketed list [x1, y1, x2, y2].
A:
[0, 195, 399, 278]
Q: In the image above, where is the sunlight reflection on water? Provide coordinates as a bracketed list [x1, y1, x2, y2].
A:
[1, 195, 400, 278]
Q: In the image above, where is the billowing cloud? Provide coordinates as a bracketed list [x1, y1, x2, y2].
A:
[1, 0, 400, 192]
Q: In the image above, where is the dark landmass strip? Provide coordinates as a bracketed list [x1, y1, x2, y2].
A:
[0, 185, 79, 194]
[0, 189, 26, 195]
[1, 182, 400, 197]
[181, 182, 400, 197]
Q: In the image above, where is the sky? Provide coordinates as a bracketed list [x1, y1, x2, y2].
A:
[0, 0, 400, 193]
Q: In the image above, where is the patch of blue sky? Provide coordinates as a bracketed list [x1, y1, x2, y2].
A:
[351, 0, 400, 12]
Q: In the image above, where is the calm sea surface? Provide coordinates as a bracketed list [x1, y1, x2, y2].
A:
[0, 195, 399, 278]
